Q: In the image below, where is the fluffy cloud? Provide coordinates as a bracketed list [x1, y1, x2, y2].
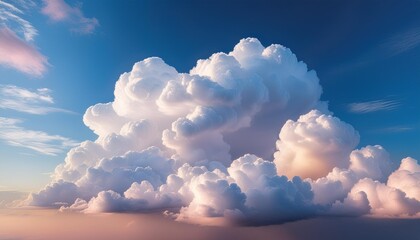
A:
[387, 157, 420, 201]
[349, 145, 393, 182]
[330, 157, 420, 217]
[41, 0, 99, 34]
[337, 178, 420, 217]
[274, 110, 360, 179]
[25, 38, 419, 225]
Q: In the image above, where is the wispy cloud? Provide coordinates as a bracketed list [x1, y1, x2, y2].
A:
[375, 126, 413, 133]
[0, 117, 78, 155]
[0, 84, 73, 114]
[0, 27, 48, 76]
[328, 26, 420, 76]
[381, 27, 420, 57]
[0, 1, 48, 76]
[348, 99, 401, 114]
[41, 0, 98, 34]
[0, 0, 36, 41]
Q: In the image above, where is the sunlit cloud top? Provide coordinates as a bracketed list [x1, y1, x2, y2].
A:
[22, 38, 420, 226]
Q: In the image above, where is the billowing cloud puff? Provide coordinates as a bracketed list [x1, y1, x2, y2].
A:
[274, 110, 360, 179]
[25, 38, 419, 225]
[331, 157, 420, 217]
[387, 157, 420, 201]
[310, 145, 393, 205]
[349, 145, 393, 182]
[338, 178, 420, 217]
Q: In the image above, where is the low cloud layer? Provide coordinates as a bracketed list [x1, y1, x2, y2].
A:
[25, 38, 420, 225]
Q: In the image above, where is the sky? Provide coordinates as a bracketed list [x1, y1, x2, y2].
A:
[0, 0, 419, 192]
[0, 0, 419, 235]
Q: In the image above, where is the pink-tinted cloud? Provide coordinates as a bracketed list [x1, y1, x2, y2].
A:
[0, 27, 48, 76]
[42, 0, 99, 34]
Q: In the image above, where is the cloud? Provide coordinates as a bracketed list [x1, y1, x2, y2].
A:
[41, 0, 98, 34]
[0, 117, 78, 155]
[348, 99, 400, 113]
[274, 110, 360, 179]
[387, 157, 420, 201]
[327, 26, 420, 76]
[0, 84, 72, 114]
[0, 190, 27, 208]
[373, 126, 414, 133]
[0, 27, 47, 76]
[24, 38, 419, 225]
[381, 26, 420, 57]
[0, 1, 48, 76]
[0, 0, 36, 41]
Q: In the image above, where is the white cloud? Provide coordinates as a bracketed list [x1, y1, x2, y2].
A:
[24, 38, 420, 225]
[41, 0, 99, 34]
[0, 0, 36, 41]
[329, 157, 420, 218]
[339, 178, 420, 217]
[381, 26, 420, 57]
[387, 157, 420, 201]
[348, 99, 400, 113]
[0, 117, 78, 155]
[0, 84, 72, 114]
[349, 145, 393, 182]
[274, 110, 360, 179]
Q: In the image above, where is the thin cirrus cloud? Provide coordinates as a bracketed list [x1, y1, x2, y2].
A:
[0, 0, 37, 41]
[0, 84, 73, 115]
[0, 117, 78, 156]
[381, 26, 420, 57]
[348, 99, 401, 114]
[0, 0, 48, 76]
[329, 26, 420, 76]
[41, 0, 99, 34]
[24, 38, 419, 226]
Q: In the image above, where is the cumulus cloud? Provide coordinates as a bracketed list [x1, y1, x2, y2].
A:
[336, 177, 420, 217]
[25, 38, 419, 225]
[0, 84, 72, 114]
[0, 117, 78, 155]
[274, 110, 360, 179]
[387, 157, 420, 201]
[41, 0, 99, 34]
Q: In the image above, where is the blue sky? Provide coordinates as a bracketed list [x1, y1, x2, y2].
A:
[0, 0, 419, 192]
